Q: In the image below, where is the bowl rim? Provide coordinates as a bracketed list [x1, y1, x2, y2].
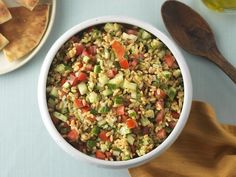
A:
[38, 16, 192, 168]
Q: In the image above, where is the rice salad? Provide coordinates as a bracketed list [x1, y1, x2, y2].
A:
[46, 23, 184, 161]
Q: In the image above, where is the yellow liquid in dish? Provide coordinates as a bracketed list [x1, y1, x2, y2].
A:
[202, 0, 236, 12]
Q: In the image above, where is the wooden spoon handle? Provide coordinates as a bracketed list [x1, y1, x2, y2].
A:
[208, 47, 236, 83]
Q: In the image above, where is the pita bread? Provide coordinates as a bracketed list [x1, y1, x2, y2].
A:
[0, 33, 9, 50]
[17, 0, 39, 11]
[0, 0, 12, 24]
[0, 4, 50, 61]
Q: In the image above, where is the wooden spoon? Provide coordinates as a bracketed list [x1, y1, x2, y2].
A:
[161, 0, 236, 83]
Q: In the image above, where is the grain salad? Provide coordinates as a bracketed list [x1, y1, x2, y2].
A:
[46, 23, 184, 161]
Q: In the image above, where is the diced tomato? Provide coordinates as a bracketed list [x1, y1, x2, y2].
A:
[121, 115, 128, 122]
[106, 69, 117, 78]
[82, 49, 90, 57]
[64, 55, 70, 61]
[155, 88, 166, 99]
[68, 116, 76, 123]
[60, 77, 67, 86]
[169, 121, 177, 129]
[129, 59, 138, 69]
[105, 151, 112, 158]
[99, 131, 109, 141]
[75, 44, 84, 56]
[69, 73, 79, 86]
[156, 129, 166, 139]
[70, 72, 76, 77]
[156, 110, 165, 124]
[164, 54, 175, 68]
[142, 126, 150, 135]
[77, 72, 88, 82]
[59, 90, 67, 97]
[81, 106, 90, 113]
[126, 29, 138, 35]
[67, 130, 79, 142]
[74, 98, 84, 108]
[171, 111, 180, 119]
[88, 115, 96, 122]
[70, 36, 80, 43]
[155, 100, 164, 110]
[52, 116, 60, 125]
[87, 27, 94, 33]
[126, 119, 137, 129]
[116, 106, 125, 115]
[119, 58, 129, 69]
[85, 64, 93, 71]
[95, 150, 106, 160]
[112, 41, 125, 59]
[88, 45, 97, 55]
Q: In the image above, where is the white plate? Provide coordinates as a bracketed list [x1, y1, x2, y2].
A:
[0, 0, 56, 75]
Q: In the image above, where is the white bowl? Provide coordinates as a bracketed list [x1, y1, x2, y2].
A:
[38, 16, 192, 169]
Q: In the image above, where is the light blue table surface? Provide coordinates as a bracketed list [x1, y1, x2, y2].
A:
[0, 0, 235, 177]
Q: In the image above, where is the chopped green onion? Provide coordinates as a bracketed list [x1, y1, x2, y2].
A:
[90, 109, 98, 115]
[87, 140, 96, 149]
[91, 126, 100, 135]
[99, 106, 110, 114]
[114, 96, 123, 105]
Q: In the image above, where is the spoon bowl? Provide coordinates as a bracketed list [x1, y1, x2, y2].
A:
[161, 0, 236, 83]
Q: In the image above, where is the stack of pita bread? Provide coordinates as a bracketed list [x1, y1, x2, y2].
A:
[0, 0, 50, 61]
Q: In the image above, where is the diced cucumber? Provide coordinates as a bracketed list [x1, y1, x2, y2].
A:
[119, 125, 131, 135]
[87, 140, 96, 149]
[104, 23, 113, 33]
[130, 91, 137, 99]
[107, 83, 117, 90]
[54, 64, 65, 73]
[100, 144, 109, 152]
[141, 30, 151, 39]
[141, 118, 151, 126]
[168, 87, 177, 101]
[77, 82, 88, 95]
[114, 23, 121, 32]
[108, 72, 123, 86]
[151, 39, 162, 49]
[123, 155, 131, 160]
[173, 69, 181, 78]
[94, 65, 101, 74]
[104, 49, 110, 59]
[88, 81, 95, 90]
[122, 32, 137, 41]
[88, 91, 99, 103]
[104, 23, 121, 33]
[82, 56, 90, 63]
[97, 119, 107, 127]
[112, 150, 121, 156]
[128, 110, 137, 117]
[62, 81, 70, 89]
[48, 98, 56, 108]
[127, 134, 135, 145]
[98, 73, 109, 87]
[144, 110, 155, 118]
[102, 89, 113, 96]
[123, 79, 137, 91]
[53, 112, 67, 122]
[49, 87, 58, 98]
[162, 71, 172, 79]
